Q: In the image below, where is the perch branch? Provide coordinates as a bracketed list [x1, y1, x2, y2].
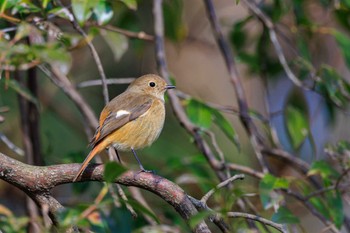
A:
[0, 152, 211, 233]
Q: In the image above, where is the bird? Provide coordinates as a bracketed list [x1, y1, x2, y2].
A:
[73, 74, 175, 182]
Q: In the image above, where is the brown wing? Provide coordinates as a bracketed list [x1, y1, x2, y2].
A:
[90, 96, 153, 148]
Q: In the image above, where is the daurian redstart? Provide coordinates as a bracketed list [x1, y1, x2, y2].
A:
[73, 74, 175, 181]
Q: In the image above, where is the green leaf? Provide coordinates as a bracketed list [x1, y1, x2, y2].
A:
[100, 29, 128, 62]
[309, 190, 343, 229]
[93, 1, 113, 25]
[103, 162, 127, 183]
[163, 0, 187, 42]
[32, 43, 72, 74]
[332, 29, 350, 69]
[212, 109, 239, 148]
[186, 99, 213, 129]
[120, 0, 137, 10]
[259, 174, 289, 209]
[327, 191, 344, 229]
[316, 65, 350, 107]
[71, 0, 99, 25]
[185, 98, 239, 147]
[49, 7, 74, 21]
[14, 22, 32, 41]
[11, 2, 41, 14]
[285, 105, 309, 149]
[272, 206, 300, 224]
[308, 160, 340, 180]
[230, 17, 251, 52]
[1, 79, 40, 110]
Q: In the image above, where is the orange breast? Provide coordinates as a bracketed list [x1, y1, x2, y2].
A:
[104, 100, 165, 151]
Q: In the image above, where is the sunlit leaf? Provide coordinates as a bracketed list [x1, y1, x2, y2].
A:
[0, 204, 13, 217]
[93, 1, 113, 25]
[100, 29, 128, 62]
[285, 105, 309, 149]
[11, 2, 41, 14]
[42, 0, 50, 9]
[186, 99, 213, 129]
[14, 22, 32, 41]
[71, 0, 99, 25]
[103, 161, 127, 183]
[316, 65, 350, 107]
[272, 206, 300, 224]
[308, 160, 340, 180]
[212, 109, 239, 148]
[259, 174, 289, 209]
[120, 0, 137, 10]
[332, 29, 350, 69]
[49, 7, 74, 21]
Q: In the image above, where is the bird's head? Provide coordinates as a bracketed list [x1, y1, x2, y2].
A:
[127, 74, 175, 100]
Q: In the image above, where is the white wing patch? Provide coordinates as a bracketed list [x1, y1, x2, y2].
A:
[116, 110, 130, 118]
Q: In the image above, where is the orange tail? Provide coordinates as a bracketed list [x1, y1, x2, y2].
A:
[73, 145, 103, 182]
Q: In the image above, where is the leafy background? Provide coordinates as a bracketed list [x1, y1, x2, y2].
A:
[1, 0, 350, 232]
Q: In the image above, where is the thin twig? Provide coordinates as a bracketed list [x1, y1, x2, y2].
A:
[336, 167, 350, 189]
[188, 195, 230, 233]
[94, 24, 154, 41]
[76, 78, 136, 89]
[227, 212, 288, 233]
[242, 0, 303, 88]
[56, 0, 109, 104]
[304, 183, 349, 200]
[0, 132, 24, 156]
[283, 189, 340, 233]
[201, 174, 245, 204]
[226, 163, 264, 179]
[38, 64, 98, 135]
[79, 185, 109, 220]
[116, 184, 138, 218]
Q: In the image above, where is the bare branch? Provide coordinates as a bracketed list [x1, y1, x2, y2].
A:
[76, 78, 136, 89]
[95, 24, 154, 41]
[227, 212, 287, 233]
[201, 174, 245, 204]
[38, 64, 98, 135]
[55, 0, 109, 104]
[203, 0, 268, 173]
[0, 132, 24, 156]
[242, 0, 304, 88]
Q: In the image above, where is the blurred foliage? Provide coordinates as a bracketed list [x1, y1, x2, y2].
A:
[0, 0, 350, 232]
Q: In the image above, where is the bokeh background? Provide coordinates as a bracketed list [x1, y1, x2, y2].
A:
[1, 0, 350, 232]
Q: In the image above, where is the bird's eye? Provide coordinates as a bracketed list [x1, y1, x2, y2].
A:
[149, 82, 156, 87]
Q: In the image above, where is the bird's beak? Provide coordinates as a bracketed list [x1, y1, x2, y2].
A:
[165, 84, 176, 90]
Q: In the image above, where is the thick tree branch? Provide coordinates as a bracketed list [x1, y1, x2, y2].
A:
[0, 152, 211, 233]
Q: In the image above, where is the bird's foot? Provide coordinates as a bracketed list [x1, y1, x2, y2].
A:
[138, 168, 155, 174]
